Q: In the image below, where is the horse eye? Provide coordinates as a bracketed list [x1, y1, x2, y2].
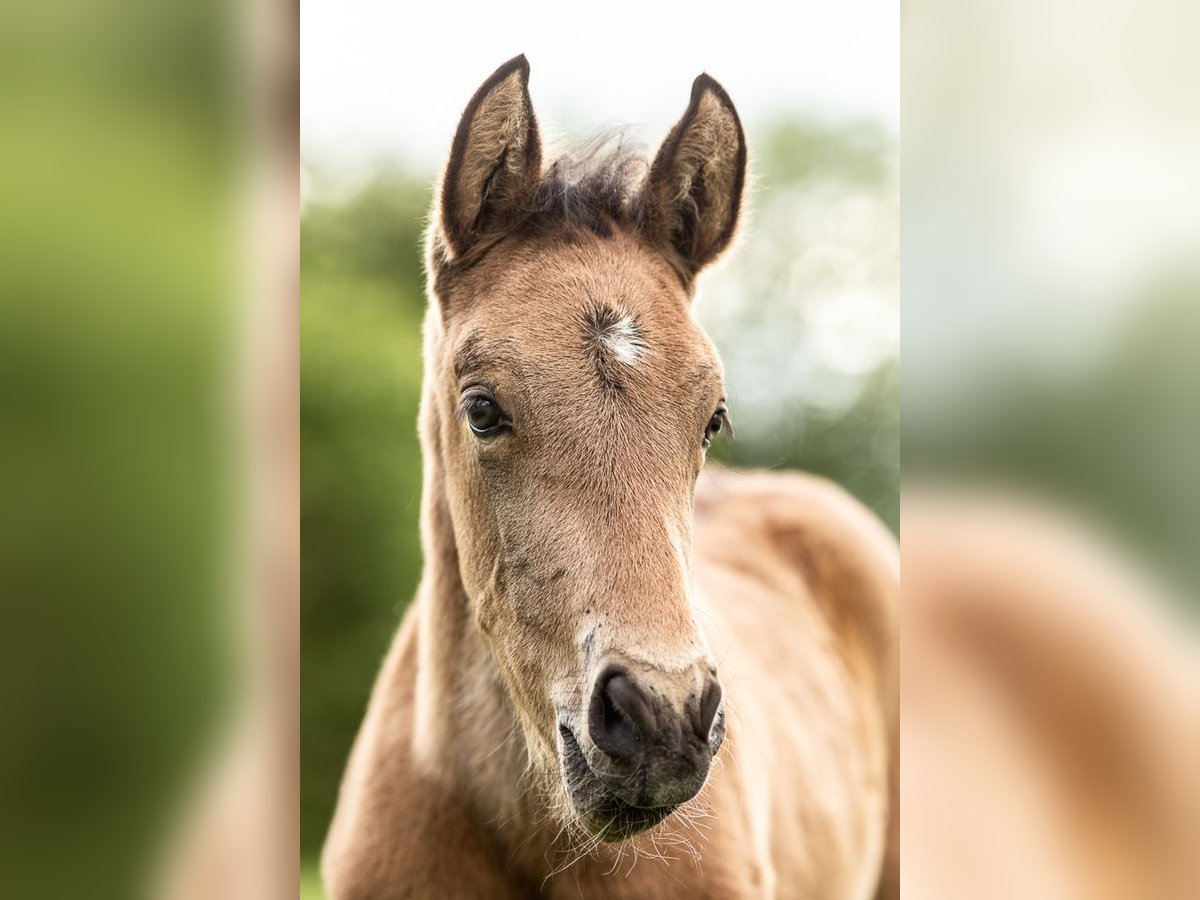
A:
[466, 396, 508, 436]
[703, 405, 729, 448]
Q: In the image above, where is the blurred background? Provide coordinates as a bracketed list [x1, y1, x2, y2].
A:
[902, 2, 1200, 897]
[903, 0, 1200, 602]
[300, 1, 898, 893]
[4, 0, 1194, 895]
[1, 0, 296, 897]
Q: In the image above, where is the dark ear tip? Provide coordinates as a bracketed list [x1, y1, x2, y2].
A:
[691, 72, 736, 111]
[460, 56, 531, 120]
[688, 74, 745, 156]
[495, 53, 531, 84]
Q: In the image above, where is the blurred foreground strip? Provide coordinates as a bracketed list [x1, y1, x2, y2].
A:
[903, 0, 1200, 895]
[902, 488, 1200, 900]
[0, 0, 296, 896]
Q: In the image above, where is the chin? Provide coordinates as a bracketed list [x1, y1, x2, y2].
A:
[556, 725, 687, 842]
[577, 795, 679, 842]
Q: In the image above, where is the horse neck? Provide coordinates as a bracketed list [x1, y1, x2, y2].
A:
[410, 395, 544, 844]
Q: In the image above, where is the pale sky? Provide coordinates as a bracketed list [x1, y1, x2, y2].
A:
[301, 0, 899, 176]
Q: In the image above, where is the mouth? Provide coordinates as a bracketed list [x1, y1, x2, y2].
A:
[558, 725, 678, 841]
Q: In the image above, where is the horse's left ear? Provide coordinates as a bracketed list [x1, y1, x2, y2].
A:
[640, 74, 747, 283]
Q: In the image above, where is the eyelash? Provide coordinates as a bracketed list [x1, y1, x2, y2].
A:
[704, 405, 732, 448]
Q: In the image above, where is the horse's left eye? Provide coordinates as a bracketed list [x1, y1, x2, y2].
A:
[703, 405, 729, 448]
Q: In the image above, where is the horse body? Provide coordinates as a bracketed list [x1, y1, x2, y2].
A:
[322, 56, 898, 899]
[324, 468, 896, 899]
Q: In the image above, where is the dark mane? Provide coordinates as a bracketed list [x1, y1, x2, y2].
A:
[522, 132, 647, 238]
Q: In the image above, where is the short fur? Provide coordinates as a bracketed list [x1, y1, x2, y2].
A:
[323, 57, 898, 899]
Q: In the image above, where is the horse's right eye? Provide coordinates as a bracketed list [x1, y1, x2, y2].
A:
[465, 396, 509, 437]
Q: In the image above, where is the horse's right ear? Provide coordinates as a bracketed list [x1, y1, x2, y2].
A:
[435, 55, 542, 261]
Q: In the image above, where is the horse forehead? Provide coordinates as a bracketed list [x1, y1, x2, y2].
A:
[462, 294, 703, 380]
[456, 236, 717, 398]
[528, 304, 711, 404]
[479, 232, 677, 312]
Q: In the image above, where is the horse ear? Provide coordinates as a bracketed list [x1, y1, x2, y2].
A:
[437, 55, 542, 259]
[640, 74, 747, 282]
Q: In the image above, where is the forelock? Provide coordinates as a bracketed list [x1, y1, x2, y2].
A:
[523, 132, 647, 238]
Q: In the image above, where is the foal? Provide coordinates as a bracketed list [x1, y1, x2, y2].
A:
[322, 56, 898, 899]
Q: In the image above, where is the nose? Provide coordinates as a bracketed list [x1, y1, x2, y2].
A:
[587, 664, 723, 808]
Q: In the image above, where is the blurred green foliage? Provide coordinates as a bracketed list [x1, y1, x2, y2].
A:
[757, 119, 892, 187]
[301, 170, 429, 855]
[1, 0, 238, 896]
[905, 267, 1200, 599]
[301, 122, 898, 860]
[301, 862, 328, 900]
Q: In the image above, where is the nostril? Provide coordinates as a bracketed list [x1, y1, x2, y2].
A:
[589, 667, 654, 762]
[695, 676, 723, 742]
[605, 672, 657, 734]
